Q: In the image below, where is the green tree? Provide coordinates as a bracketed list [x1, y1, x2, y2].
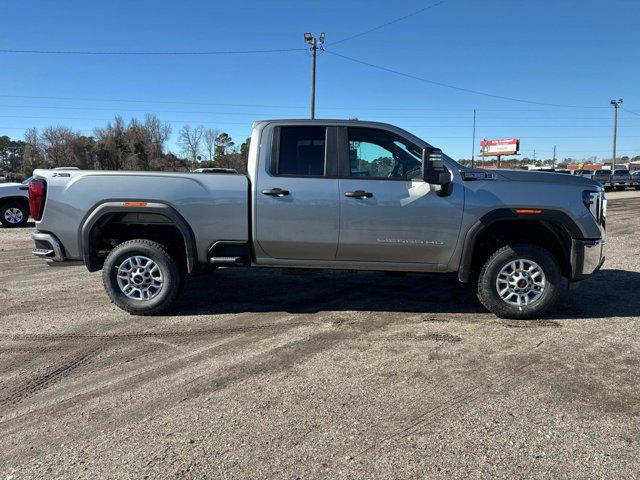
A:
[214, 132, 234, 164]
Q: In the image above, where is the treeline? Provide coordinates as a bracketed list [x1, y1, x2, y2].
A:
[0, 114, 250, 181]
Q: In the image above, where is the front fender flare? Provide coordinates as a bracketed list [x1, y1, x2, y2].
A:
[457, 208, 583, 283]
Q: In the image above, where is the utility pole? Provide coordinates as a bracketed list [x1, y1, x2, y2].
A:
[610, 98, 623, 172]
[471, 109, 476, 168]
[304, 32, 325, 119]
[553, 145, 556, 165]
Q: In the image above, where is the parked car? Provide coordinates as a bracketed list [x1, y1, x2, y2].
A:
[631, 171, 640, 190]
[0, 176, 31, 227]
[29, 119, 606, 319]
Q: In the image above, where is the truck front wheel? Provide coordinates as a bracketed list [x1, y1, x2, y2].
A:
[102, 239, 182, 315]
[477, 243, 561, 319]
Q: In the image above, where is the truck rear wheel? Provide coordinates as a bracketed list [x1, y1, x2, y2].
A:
[477, 243, 561, 319]
[102, 239, 182, 315]
[1, 201, 29, 228]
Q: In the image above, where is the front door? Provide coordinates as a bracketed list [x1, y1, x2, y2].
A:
[255, 125, 340, 260]
[336, 127, 464, 265]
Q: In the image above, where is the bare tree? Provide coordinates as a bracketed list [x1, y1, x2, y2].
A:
[94, 116, 128, 170]
[21, 128, 45, 176]
[41, 126, 78, 168]
[144, 114, 171, 161]
[178, 125, 204, 167]
[203, 128, 220, 162]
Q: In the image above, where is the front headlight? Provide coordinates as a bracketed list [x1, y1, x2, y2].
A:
[583, 190, 605, 224]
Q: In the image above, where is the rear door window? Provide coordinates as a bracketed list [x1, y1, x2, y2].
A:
[276, 127, 326, 176]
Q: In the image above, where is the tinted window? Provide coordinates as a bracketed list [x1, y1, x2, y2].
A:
[347, 127, 421, 179]
[614, 170, 629, 175]
[277, 127, 326, 176]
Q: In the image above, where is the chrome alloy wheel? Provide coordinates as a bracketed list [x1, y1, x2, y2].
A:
[116, 255, 164, 300]
[496, 259, 546, 307]
[4, 207, 24, 224]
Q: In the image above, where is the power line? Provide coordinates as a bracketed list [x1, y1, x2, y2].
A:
[0, 47, 306, 56]
[324, 49, 608, 109]
[621, 106, 640, 117]
[328, 1, 448, 46]
[0, 114, 251, 126]
[0, 94, 305, 109]
[0, 109, 633, 127]
[0, 103, 308, 116]
[0, 94, 627, 113]
[0, 110, 630, 126]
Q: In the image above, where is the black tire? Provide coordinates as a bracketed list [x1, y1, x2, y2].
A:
[102, 239, 182, 315]
[477, 243, 561, 320]
[634, 186, 640, 191]
[0, 201, 29, 228]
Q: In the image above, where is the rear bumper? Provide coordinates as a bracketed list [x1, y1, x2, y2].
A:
[571, 238, 605, 282]
[32, 232, 65, 261]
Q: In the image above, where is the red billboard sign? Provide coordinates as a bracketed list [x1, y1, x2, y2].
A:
[480, 138, 519, 156]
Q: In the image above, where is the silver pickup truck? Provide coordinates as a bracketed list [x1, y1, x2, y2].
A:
[29, 119, 606, 319]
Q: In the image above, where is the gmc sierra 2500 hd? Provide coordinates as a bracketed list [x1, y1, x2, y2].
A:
[29, 119, 606, 319]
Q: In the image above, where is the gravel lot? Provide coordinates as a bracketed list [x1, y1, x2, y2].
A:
[1, 191, 639, 479]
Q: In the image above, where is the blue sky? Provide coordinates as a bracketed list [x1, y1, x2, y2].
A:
[1, 0, 639, 161]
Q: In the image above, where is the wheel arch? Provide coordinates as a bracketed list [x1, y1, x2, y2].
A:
[80, 201, 197, 273]
[458, 208, 582, 283]
[0, 195, 30, 212]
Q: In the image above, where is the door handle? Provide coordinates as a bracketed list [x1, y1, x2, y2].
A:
[261, 188, 290, 197]
[344, 190, 373, 199]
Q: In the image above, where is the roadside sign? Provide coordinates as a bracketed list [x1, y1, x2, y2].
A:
[480, 138, 519, 156]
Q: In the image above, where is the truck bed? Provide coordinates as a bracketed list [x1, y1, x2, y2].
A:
[33, 170, 249, 263]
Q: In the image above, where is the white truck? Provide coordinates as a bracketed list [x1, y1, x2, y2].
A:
[0, 177, 31, 227]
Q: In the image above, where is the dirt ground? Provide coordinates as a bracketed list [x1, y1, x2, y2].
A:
[1, 191, 639, 479]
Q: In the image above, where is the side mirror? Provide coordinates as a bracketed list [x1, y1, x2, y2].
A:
[422, 147, 450, 185]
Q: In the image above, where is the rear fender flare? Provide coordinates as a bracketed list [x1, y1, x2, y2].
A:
[79, 201, 197, 273]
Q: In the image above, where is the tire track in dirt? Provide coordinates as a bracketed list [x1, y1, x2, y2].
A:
[0, 350, 96, 408]
[347, 353, 541, 460]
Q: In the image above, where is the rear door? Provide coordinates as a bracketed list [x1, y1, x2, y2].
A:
[336, 126, 464, 265]
[254, 125, 340, 260]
